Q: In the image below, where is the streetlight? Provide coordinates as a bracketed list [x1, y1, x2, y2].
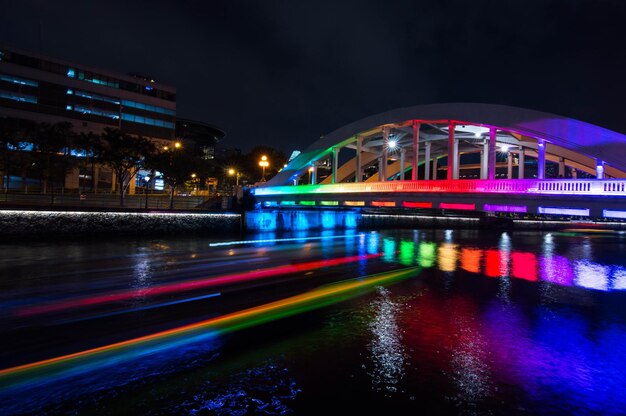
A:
[191, 173, 198, 194]
[228, 168, 240, 186]
[259, 155, 269, 181]
[143, 175, 150, 209]
[174, 141, 182, 149]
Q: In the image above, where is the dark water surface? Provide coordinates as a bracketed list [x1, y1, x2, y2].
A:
[1, 229, 626, 415]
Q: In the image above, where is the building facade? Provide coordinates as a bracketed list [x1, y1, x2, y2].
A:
[175, 118, 225, 161]
[0, 44, 177, 193]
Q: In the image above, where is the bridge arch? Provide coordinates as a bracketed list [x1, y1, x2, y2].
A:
[267, 103, 626, 186]
[255, 103, 626, 220]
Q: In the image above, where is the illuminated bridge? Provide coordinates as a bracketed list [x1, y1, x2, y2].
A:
[253, 103, 626, 219]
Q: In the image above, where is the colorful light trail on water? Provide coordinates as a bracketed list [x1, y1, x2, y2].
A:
[208, 233, 361, 247]
[15, 253, 383, 317]
[0, 267, 420, 389]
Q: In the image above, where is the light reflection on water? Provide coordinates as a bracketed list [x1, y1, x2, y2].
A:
[1, 229, 626, 414]
[367, 287, 406, 394]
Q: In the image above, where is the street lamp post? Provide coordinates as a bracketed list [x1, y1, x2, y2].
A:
[143, 175, 150, 209]
[259, 155, 269, 181]
[228, 168, 240, 187]
[191, 173, 198, 194]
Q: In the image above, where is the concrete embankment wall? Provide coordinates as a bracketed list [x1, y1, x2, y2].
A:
[4, 208, 626, 238]
[0, 210, 241, 238]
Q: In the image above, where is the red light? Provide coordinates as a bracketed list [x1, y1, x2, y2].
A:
[485, 250, 502, 277]
[16, 254, 384, 317]
[402, 201, 433, 208]
[511, 252, 537, 281]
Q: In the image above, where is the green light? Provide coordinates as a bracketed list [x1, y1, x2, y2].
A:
[399, 240, 415, 266]
[418, 242, 436, 268]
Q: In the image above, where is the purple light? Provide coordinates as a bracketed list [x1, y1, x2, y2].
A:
[603, 209, 626, 219]
[540, 255, 574, 286]
[483, 204, 527, 213]
[538, 207, 589, 216]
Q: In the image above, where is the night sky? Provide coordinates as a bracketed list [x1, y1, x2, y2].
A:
[2, 0, 625, 153]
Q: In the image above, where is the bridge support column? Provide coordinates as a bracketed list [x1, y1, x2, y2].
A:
[310, 163, 317, 184]
[447, 122, 455, 180]
[412, 122, 420, 180]
[518, 148, 525, 179]
[400, 148, 406, 180]
[537, 139, 546, 179]
[572, 168, 577, 179]
[507, 151, 513, 179]
[424, 141, 431, 180]
[332, 147, 339, 184]
[558, 157, 565, 178]
[378, 157, 384, 181]
[355, 136, 362, 183]
[432, 157, 438, 180]
[453, 138, 460, 179]
[488, 127, 497, 180]
[480, 141, 488, 179]
[381, 126, 390, 181]
[596, 159, 604, 179]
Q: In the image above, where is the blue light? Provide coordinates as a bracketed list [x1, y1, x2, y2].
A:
[121, 100, 175, 116]
[367, 233, 379, 255]
[0, 75, 38, 87]
[321, 211, 337, 229]
[121, 113, 174, 129]
[75, 90, 120, 105]
[74, 106, 119, 119]
[144, 85, 153, 91]
[0, 92, 37, 104]
[67, 68, 75, 77]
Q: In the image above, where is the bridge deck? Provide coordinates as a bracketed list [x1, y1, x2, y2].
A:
[253, 179, 626, 219]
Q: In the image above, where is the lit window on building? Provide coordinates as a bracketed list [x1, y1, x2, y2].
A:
[0, 91, 38, 104]
[0, 74, 38, 87]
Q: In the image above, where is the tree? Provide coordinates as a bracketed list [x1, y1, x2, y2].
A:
[144, 146, 204, 209]
[94, 128, 155, 207]
[0, 117, 37, 192]
[31, 122, 76, 195]
[75, 132, 103, 192]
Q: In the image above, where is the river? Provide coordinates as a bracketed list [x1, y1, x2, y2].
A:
[1, 228, 625, 415]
